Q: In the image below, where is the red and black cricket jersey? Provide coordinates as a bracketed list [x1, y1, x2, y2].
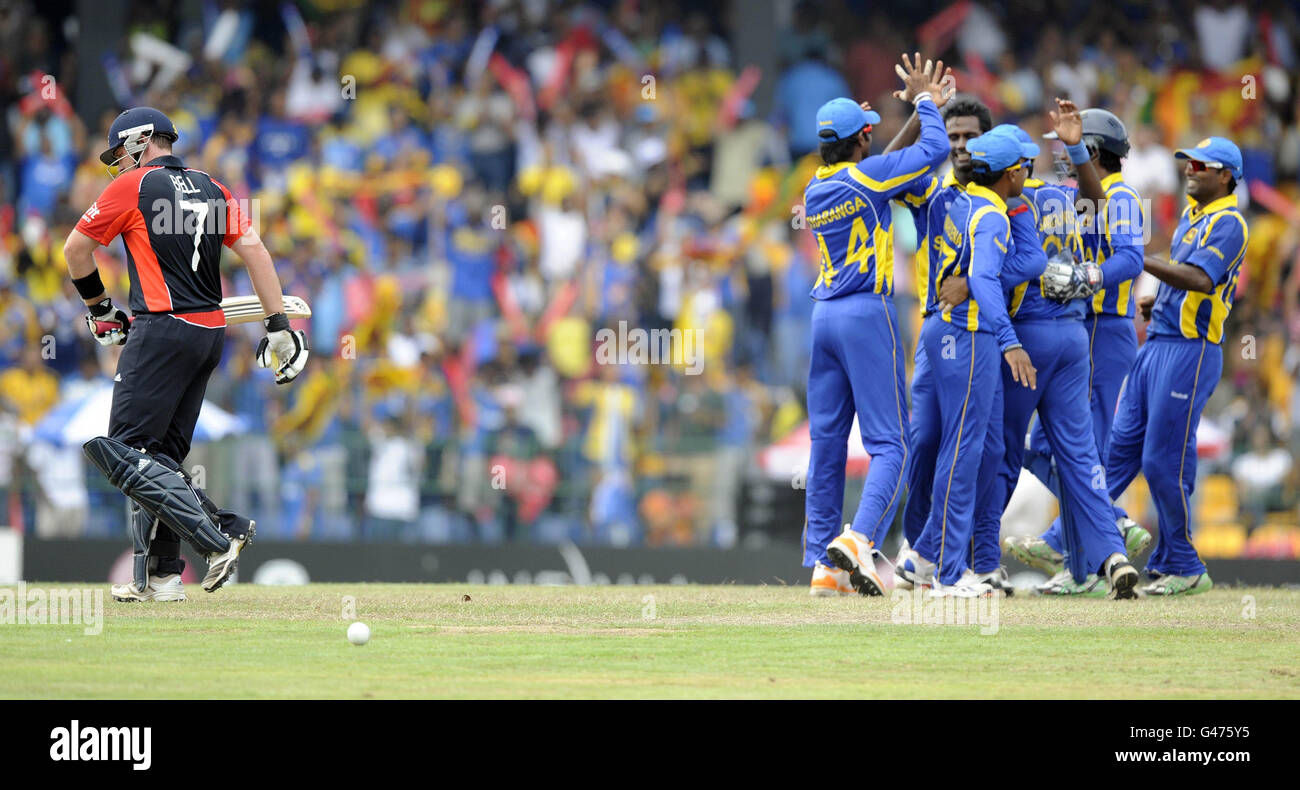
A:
[75, 155, 250, 324]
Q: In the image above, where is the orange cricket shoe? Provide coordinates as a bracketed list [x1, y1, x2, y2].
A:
[826, 524, 886, 596]
[809, 562, 854, 597]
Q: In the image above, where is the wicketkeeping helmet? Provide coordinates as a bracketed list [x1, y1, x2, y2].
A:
[1078, 108, 1129, 158]
[99, 106, 178, 172]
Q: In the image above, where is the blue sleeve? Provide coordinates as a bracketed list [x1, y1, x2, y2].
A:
[969, 212, 1020, 351]
[1001, 201, 1049, 286]
[1187, 211, 1247, 284]
[852, 97, 949, 200]
[1101, 187, 1145, 288]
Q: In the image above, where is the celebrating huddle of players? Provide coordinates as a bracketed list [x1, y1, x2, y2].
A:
[801, 53, 1249, 600]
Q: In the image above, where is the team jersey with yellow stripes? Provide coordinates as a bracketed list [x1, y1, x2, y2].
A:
[1149, 195, 1248, 344]
[898, 170, 967, 315]
[1020, 178, 1078, 258]
[928, 184, 1036, 350]
[805, 97, 949, 300]
[1006, 179, 1083, 321]
[1077, 172, 1145, 318]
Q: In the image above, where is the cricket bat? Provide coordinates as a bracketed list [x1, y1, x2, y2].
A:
[220, 294, 312, 325]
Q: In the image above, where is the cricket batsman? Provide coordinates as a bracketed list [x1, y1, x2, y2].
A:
[1102, 138, 1248, 595]
[803, 54, 952, 597]
[63, 107, 309, 602]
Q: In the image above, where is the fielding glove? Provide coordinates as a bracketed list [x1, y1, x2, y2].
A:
[85, 298, 130, 346]
[256, 312, 309, 385]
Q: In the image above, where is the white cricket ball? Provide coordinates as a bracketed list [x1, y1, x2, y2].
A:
[347, 621, 370, 646]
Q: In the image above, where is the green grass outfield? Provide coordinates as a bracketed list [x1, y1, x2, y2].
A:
[2, 583, 1298, 699]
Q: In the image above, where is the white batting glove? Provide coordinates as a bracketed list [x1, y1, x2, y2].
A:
[256, 313, 309, 385]
[85, 298, 131, 346]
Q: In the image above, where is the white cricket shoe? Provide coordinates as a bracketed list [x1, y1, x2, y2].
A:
[1118, 517, 1153, 557]
[1141, 571, 1213, 596]
[203, 521, 255, 593]
[894, 541, 935, 590]
[966, 567, 1014, 597]
[1036, 568, 1108, 597]
[1003, 533, 1064, 575]
[929, 574, 995, 598]
[111, 573, 187, 603]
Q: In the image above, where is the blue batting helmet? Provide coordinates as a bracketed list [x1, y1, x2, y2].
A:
[99, 107, 179, 168]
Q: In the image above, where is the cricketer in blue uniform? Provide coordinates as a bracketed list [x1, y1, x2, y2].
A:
[896, 99, 991, 559]
[1026, 110, 1145, 559]
[1105, 138, 1248, 595]
[986, 126, 1137, 595]
[801, 85, 949, 582]
[967, 125, 1078, 579]
[910, 127, 1040, 591]
[902, 125, 1052, 588]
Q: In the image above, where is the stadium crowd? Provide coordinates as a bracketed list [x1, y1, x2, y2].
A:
[1, 0, 1297, 555]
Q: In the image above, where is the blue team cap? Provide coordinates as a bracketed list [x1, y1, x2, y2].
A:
[815, 98, 882, 142]
[993, 124, 1041, 158]
[967, 127, 1025, 173]
[1175, 136, 1243, 180]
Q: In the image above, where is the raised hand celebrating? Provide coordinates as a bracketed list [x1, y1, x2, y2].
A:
[1049, 98, 1083, 145]
[893, 52, 954, 106]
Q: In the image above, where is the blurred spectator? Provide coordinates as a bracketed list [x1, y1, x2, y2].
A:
[1232, 425, 1293, 527]
[16, 122, 74, 220]
[487, 386, 557, 540]
[956, 3, 1009, 65]
[364, 412, 422, 540]
[0, 345, 58, 425]
[457, 77, 516, 192]
[286, 53, 342, 124]
[26, 437, 88, 538]
[1123, 124, 1180, 203]
[711, 364, 763, 547]
[774, 51, 850, 158]
[1193, 1, 1252, 71]
[710, 101, 788, 213]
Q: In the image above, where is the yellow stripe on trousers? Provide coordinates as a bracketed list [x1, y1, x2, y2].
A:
[871, 293, 908, 537]
[1178, 340, 1208, 548]
[938, 332, 978, 575]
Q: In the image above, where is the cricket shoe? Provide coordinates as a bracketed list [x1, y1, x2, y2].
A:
[826, 525, 885, 596]
[928, 574, 995, 598]
[202, 520, 255, 593]
[893, 540, 934, 590]
[1141, 572, 1213, 596]
[1119, 517, 1152, 558]
[1035, 569, 1108, 597]
[1003, 534, 1064, 575]
[1103, 554, 1140, 600]
[111, 574, 187, 603]
[810, 562, 854, 597]
[970, 566, 1015, 597]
